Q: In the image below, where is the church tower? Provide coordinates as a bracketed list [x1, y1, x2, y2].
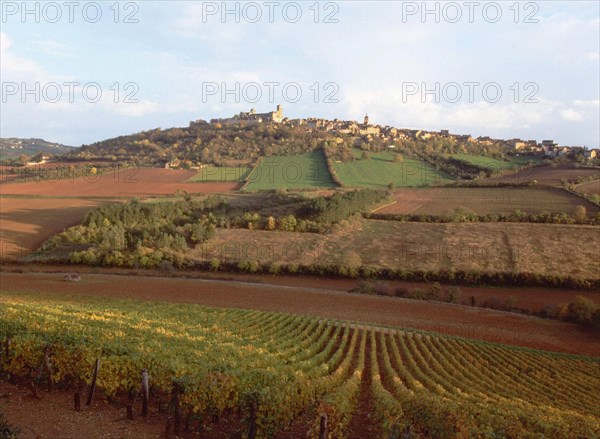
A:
[364, 114, 369, 125]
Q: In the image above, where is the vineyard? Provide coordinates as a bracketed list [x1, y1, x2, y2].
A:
[1, 293, 599, 438]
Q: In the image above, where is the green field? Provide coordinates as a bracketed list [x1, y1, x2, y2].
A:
[2, 292, 598, 437]
[244, 150, 336, 190]
[450, 154, 539, 171]
[334, 150, 452, 188]
[187, 165, 251, 182]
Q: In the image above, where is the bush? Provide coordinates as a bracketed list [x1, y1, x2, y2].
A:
[351, 280, 377, 295]
[267, 263, 281, 275]
[446, 286, 461, 304]
[565, 295, 597, 324]
[394, 287, 410, 298]
[425, 282, 442, 301]
[157, 260, 175, 273]
[209, 258, 221, 271]
[0, 413, 19, 439]
[410, 288, 425, 300]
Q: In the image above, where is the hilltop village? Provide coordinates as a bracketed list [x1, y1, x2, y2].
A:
[211, 106, 599, 160]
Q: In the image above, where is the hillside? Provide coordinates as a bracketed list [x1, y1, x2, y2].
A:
[61, 112, 547, 175]
[0, 137, 74, 160]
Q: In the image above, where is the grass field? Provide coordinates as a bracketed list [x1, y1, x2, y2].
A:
[244, 150, 336, 190]
[2, 292, 598, 437]
[449, 154, 539, 171]
[187, 165, 251, 183]
[333, 150, 452, 188]
[377, 187, 599, 216]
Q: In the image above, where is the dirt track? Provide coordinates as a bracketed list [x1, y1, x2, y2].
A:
[1, 271, 598, 357]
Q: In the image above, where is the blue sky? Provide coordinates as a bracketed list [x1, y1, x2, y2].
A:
[1, 1, 599, 147]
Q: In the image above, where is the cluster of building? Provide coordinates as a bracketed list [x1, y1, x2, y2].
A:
[208, 106, 599, 160]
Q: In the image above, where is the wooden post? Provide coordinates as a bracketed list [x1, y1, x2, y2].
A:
[86, 358, 100, 406]
[126, 404, 134, 420]
[4, 336, 10, 360]
[319, 413, 328, 439]
[246, 400, 257, 439]
[44, 349, 54, 392]
[141, 369, 149, 417]
[74, 392, 81, 411]
[172, 382, 182, 436]
[29, 379, 39, 398]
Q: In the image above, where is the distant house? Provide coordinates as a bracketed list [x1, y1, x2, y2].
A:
[584, 149, 599, 160]
[25, 155, 50, 166]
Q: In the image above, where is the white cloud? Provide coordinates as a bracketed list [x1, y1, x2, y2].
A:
[0, 32, 45, 80]
[34, 39, 69, 57]
[560, 108, 583, 121]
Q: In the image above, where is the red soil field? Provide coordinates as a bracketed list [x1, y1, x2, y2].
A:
[0, 168, 239, 197]
[376, 187, 598, 215]
[1, 271, 598, 357]
[488, 164, 600, 186]
[3, 263, 598, 312]
[0, 198, 112, 259]
[0, 382, 164, 439]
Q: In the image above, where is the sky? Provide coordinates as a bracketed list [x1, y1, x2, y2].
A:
[1, 1, 599, 148]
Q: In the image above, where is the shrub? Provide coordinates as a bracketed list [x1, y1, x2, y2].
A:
[209, 258, 221, 271]
[341, 251, 362, 269]
[351, 280, 377, 295]
[0, 413, 20, 439]
[425, 282, 442, 301]
[157, 260, 175, 273]
[573, 205, 587, 223]
[395, 287, 410, 298]
[565, 295, 597, 324]
[410, 288, 425, 300]
[446, 286, 461, 304]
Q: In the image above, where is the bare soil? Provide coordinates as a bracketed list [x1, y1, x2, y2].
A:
[1, 271, 598, 357]
[487, 164, 600, 186]
[0, 168, 239, 197]
[575, 179, 600, 196]
[0, 381, 164, 439]
[0, 198, 114, 259]
[376, 187, 598, 215]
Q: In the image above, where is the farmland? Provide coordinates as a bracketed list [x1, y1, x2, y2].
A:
[488, 164, 600, 186]
[575, 179, 600, 196]
[0, 167, 238, 197]
[333, 151, 452, 188]
[0, 168, 238, 260]
[1, 292, 598, 438]
[244, 151, 337, 191]
[185, 219, 600, 281]
[376, 187, 598, 216]
[0, 196, 115, 259]
[320, 220, 600, 280]
[187, 165, 251, 183]
[449, 153, 538, 171]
